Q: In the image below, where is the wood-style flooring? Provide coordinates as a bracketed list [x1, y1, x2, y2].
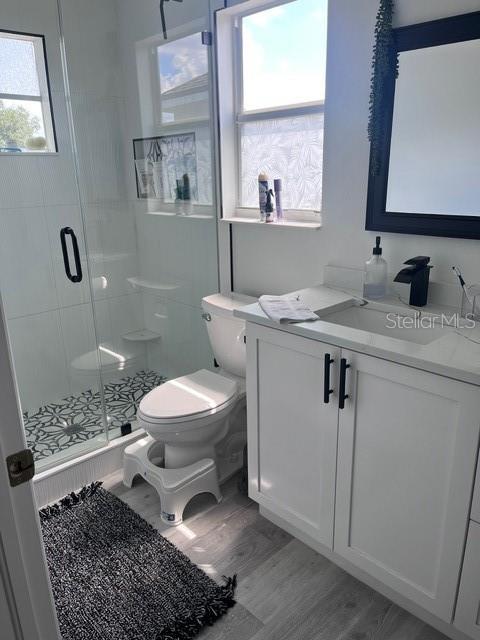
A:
[102, 470, 449, 640]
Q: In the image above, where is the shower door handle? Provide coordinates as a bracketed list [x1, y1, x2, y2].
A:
[60, 227, 83, 283]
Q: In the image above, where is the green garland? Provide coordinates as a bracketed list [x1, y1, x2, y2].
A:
[368, 0, 398, 175]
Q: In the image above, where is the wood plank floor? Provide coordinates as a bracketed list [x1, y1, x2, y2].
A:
[102, 470, 449, 640]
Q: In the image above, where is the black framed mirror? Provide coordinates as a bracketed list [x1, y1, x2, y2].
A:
[366, 11, 480, 239]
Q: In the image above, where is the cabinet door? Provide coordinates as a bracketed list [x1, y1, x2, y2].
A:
[335, 350, 480, 622]
[247, 324, 340, 549]
[455, 522, 480, 639]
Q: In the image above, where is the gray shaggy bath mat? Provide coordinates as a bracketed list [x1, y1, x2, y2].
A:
[40, 482, 236, 640]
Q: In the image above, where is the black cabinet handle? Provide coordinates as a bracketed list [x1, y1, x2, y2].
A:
[60, 227, 83, 283]
[324, 353, 334, 403]
[339, 358, 351, 410]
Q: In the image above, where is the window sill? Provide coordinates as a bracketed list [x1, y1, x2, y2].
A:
[221, 216, 322, 230]
[0, 151, 58, 157]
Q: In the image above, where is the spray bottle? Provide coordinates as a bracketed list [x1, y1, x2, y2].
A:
[258, 173, 269, 222]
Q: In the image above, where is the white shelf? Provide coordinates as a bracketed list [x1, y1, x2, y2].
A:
[127, 277, 180, 292]
[143, 211, 214, 220]
[156, 117, 210, 128]
[122, 330, 161, 343]
[221, 216, 322, 230]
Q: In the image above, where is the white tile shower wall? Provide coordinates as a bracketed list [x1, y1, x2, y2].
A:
[229, 0, 480, 300]
[0, 0, 145, 412]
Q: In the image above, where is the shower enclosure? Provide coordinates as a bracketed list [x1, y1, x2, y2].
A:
[0, 0, 219, 470]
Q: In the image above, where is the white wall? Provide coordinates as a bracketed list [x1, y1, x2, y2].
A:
[227, 0, 480, 298]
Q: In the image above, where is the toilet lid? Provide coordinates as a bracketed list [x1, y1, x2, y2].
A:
[139, 369, 238, 421]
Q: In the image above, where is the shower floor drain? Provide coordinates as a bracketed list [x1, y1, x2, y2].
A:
[62, 424, 86, 435]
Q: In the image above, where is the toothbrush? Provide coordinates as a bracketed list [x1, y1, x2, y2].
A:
[452, 266, 473, 304]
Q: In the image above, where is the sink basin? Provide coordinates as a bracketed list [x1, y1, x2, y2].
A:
[317, 304, 451, 345]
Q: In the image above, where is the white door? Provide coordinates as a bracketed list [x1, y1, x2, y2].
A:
[335, 350, 480, 622]
[246, 324, 340, 549]
[0, 298, 60, 640]
[455, 521, 480, 639]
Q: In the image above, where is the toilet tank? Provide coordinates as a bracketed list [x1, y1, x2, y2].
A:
[202, 293, 257, 378]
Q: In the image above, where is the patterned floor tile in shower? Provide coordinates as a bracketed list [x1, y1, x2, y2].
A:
[23, 370, 166, 463]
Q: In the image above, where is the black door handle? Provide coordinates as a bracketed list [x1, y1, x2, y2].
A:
[60, 227, 83, 283]
[324, 353, 334, 403]
[339, 358, 350, 410]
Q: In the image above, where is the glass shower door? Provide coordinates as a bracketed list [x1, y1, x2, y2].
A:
[0, 155, 107, 468]
[58, 0, 220, 441]
[0, 17, 111, 469]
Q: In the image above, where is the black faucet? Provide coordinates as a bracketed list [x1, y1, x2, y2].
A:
[394, 256, 433, 307]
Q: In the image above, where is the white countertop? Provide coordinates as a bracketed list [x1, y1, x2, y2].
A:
[235, 285, 480, 387]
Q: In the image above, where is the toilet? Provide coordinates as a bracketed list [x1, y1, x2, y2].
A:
[123, 292, 256, 524]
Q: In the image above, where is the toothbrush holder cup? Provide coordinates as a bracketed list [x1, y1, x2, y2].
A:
[461, 285, 480, 321]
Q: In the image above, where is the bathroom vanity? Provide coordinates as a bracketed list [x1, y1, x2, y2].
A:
[236, 286, 480, 640]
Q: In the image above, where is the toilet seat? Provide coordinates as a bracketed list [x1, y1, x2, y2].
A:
[138, 369, 238, 426]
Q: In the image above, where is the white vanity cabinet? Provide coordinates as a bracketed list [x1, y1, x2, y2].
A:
[246, 323, 340, 549]
[246, 321, 480, 631]
[334, 350, 480, 622]
[455, 522, 480, 639]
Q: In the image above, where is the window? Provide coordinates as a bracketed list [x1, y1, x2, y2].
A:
[0, 31, 57, 153]
[155, 33, 209, 125]
[236, 0, 327, 213]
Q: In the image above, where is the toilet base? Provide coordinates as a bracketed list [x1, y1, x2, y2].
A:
[123, 436, 222, 526]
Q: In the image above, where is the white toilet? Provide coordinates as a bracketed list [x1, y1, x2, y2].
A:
[123, 292, 256, 524]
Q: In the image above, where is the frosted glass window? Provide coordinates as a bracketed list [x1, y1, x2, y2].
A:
[0, 32, 56, 153]
[241, 0, 328, 112]
[0, 37, 40, 96]
[241, 114, 323, 210]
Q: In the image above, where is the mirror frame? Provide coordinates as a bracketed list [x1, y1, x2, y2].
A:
[365, 11, 480, 240]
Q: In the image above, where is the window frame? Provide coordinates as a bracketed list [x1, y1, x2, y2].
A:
[0, 29, 58, 154]
[233, 0, 326, 215]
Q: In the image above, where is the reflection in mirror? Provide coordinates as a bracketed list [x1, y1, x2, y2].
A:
[387, 39, 480, 216]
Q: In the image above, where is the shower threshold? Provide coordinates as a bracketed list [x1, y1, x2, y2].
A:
[23, 370, 166, 465]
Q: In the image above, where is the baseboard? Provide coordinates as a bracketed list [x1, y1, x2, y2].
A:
[34, 431, 143, 508]
[259, 506, 472, 640]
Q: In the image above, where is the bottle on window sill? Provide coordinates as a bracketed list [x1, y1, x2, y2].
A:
[274, 179, 283, 221]
[265, 188, 275, 223]
[258, 172, 269, 222]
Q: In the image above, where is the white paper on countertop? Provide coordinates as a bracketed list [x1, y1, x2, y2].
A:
[258, 295, 318, 324]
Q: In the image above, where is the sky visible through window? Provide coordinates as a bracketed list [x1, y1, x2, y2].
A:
[242, 0, 328, 112]
[158, 33, 208, 94]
